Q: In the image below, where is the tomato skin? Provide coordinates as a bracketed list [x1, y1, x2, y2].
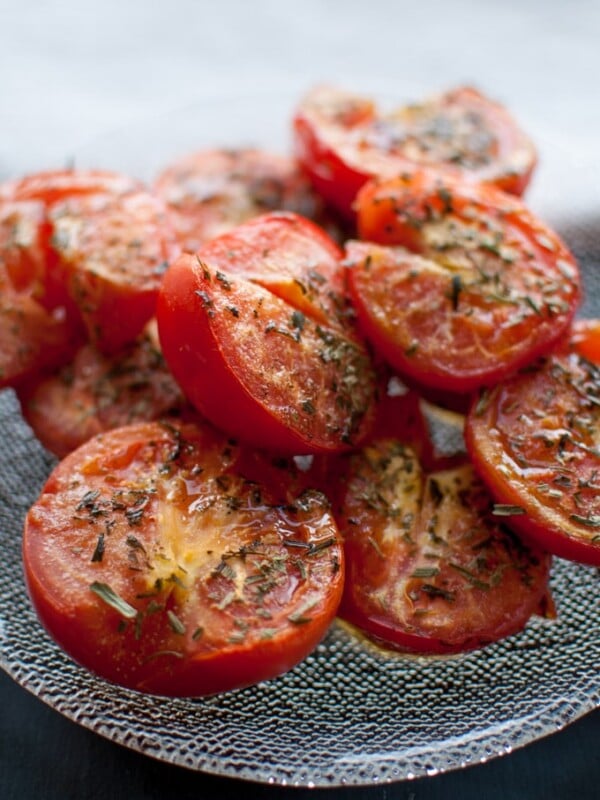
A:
[23, 420, 344, 696]
[157, 252, 376, 454]
[348, 172, 580, 394]
[465, 350, 600, 566]
[336, 441, 552, 654]
[154, 148, 340, 253]
[293, 85, 536, 219]
[17, 321, 186, 457]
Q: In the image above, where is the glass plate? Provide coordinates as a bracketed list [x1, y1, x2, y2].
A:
[0, 91, 599, 788]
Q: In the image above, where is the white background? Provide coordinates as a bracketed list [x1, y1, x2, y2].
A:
[1, 0, 598, 195]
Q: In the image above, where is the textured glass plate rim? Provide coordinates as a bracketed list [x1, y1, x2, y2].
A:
[0, 87, 599, 788]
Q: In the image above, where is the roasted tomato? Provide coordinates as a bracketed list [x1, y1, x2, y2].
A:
[348, 172, 580, 395]
[154, 148, 341, 253]
[47, 189, 177, 353]
[18, 320, 186, 458]
[465, 347, 600, 566]
[2, 169, 176, 353]
[293, 85, 536, 219]
[335, 440, 552, 654]
[157, 214, 376, 454]
[23, 419, 344, 696]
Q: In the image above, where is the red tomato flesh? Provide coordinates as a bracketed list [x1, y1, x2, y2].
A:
[23, 419, 344, 696]
[294, 85, 537, 219]
[571, 319, 600, 364]
[336, 440, 552, 653]
[465, 348, 600, 566]
[349, 172, 580, 394]
[190, 211, 348, 328]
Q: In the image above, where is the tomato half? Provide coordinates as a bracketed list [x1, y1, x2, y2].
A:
[154, 148, 340, 253]
[465, 348, 600, 566]
[348, 172, 580, 394]
[18, 320, 186, 457]
[158, 253, 376, 453]
[293, 85, 536, 219]
[1, 169, 175, 353]
[157, 213, 376, 453]
[23, 419, 344, 696]
[336, 440, 552, 654]
[48, 190, 177, 353]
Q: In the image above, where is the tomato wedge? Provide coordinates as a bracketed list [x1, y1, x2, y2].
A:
[17, 320, 185, 457]
[348, 172, 580, 394]
[157, 214, 376, 453]
[293, 85, 536, 219]
[465, 348, 600, 566]
[23, 419, 344, 696]
[336, 439, 552, 654]
[154, 148, 339, 253]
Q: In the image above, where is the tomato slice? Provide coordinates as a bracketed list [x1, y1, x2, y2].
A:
[465, 348, 600, 566]
[154, 148, 340, 253]
[23, 419, 344, 696]
[48, 189, 177, 353]
[336, 439, 552, 654]
[17, 320, 186, 457]
[191, 211, 348, 328]
[293, 85, 536, 219]
[157, 253, 376, 453]
[348, 172, 580, 394]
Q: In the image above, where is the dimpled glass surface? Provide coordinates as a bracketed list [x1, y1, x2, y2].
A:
[0, 96, 599, 787]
